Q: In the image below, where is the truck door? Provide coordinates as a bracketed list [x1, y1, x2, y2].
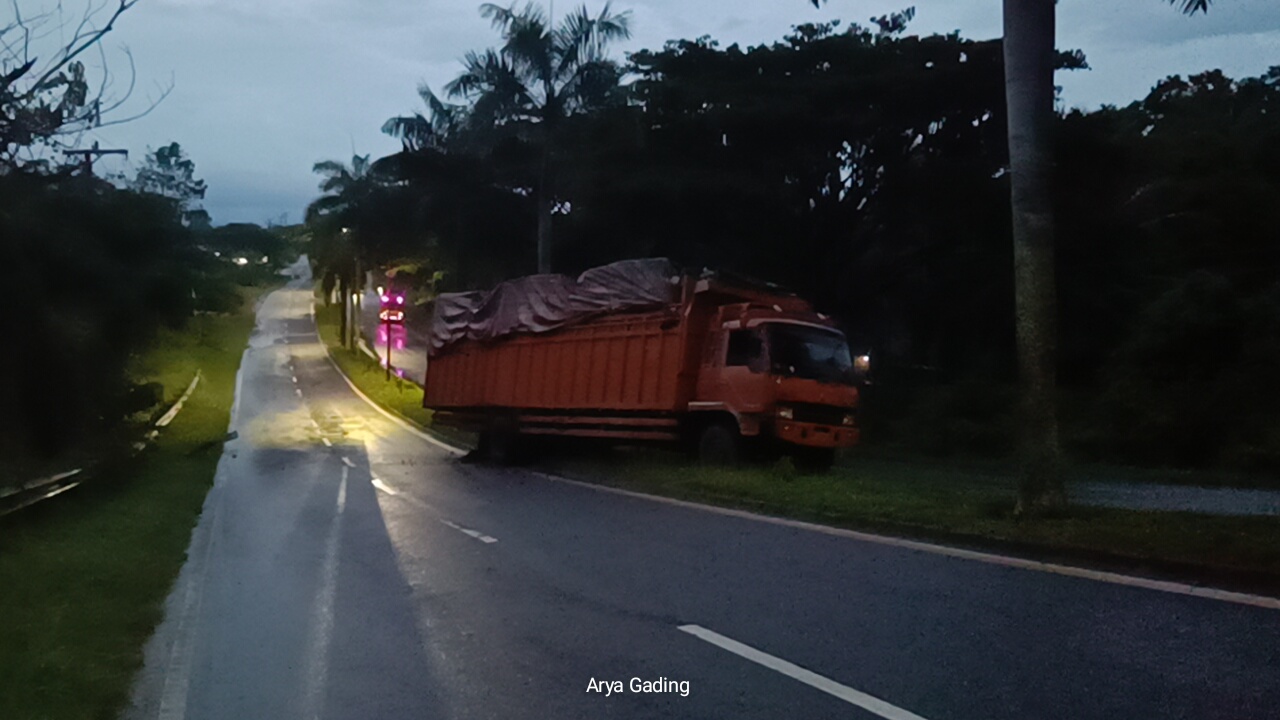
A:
[693, 327, 771, 428]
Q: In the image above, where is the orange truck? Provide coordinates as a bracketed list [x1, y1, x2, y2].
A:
[423, 259, 865, 472]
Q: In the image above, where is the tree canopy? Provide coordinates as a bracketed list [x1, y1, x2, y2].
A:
[307, 9, 1280, 471]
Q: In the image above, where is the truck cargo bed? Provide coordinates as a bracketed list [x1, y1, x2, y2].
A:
[424, 309, 693, 414]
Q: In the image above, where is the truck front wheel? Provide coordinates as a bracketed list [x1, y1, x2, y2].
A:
[698, 423, 741, 466]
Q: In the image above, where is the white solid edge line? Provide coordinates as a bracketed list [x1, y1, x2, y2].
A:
[372, 478, 399, 496]
[531, 472, 1280, 611]
[322, 352, 466, 457]
[678, 625, 929, 720]
[302, 291, 1279, 610]
[157, 471, 229, 720]
[230, 352, 248, 427]
[309, 304, 465, 457]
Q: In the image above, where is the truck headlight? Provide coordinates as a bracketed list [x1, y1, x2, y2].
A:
[842, 413, 856, 426]
[853, 354, 871, 374]
[776, 406, 794, 420]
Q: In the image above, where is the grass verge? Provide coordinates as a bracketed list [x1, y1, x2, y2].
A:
[311, 298, 1280, 596]
[0, 285, 269, 720]
[314, 303, 474, 448]
[543, 450, 1280, 594]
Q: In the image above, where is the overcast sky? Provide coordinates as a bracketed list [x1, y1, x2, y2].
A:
[19, 0, 1279, 224]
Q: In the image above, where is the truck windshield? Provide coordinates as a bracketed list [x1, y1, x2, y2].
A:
[766, 324, 854, 385]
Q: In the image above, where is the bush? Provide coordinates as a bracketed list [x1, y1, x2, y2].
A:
[0, 173, 219, 462]
[864, 382, 1017, 458]
[1098, 273, 1280, 468]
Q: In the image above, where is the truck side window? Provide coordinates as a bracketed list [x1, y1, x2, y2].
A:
[726, 330, 763, 369]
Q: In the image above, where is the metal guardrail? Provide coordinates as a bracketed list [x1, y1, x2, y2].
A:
[0, 371, 202, 518]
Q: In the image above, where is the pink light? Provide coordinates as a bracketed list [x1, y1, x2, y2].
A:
[396, 295, 404, 305]
[380, 294, 389, 303]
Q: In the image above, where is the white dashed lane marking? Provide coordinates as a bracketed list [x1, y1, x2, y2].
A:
[441, 519, 499, 544]
[679, 625, 929, 720]
[371, 479, 496, 544]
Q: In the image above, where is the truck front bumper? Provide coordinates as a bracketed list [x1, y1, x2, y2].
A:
[773, 420, 860, 448]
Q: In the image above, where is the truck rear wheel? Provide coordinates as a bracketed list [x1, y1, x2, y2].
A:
[478, 426, 520, 466]
[698, 423, 741, 466]
[792, 447, 835, 474]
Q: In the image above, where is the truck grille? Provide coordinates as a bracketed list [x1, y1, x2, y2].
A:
[789, 403, 851, 426]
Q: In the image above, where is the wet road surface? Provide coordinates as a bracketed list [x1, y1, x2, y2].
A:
[126, 266, 1280, 720]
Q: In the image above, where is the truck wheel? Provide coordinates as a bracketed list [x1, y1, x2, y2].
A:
[479, 427, 520, 466]
[792, 447, 835, 474]
[698, 423, 741, 466]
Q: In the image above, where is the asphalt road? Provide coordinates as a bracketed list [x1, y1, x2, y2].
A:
[127, 264, 1280, 720]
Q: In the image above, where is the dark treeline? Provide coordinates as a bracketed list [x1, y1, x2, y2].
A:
[1, 1, 300, 476]
[310, 13, 1280, 472]
[0, 167, 295, 471]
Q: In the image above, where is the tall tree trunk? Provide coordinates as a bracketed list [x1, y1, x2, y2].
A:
[536, 148, 553, 274]
[536, 192, 553, 274]
[350, 256, 363, 348]
[338, 271, 349, 349]
[1003, 0, 1066, 515]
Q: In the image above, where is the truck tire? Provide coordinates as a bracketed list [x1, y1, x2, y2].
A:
[698, 423, 741, 466]
[792, 447, 835, 474]
[479, 426, 520, 466]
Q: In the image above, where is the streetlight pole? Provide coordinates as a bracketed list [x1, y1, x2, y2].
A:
[339, 228, 352, 348]
[62, 140, 127, 176]
[384, 310, 392, 381]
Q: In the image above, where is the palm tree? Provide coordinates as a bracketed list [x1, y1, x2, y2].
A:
[307, 154, 377, 347]
[308, 154, 376, 222]
[1002, 0, 1212, 515]
[443, 2, 631, 273]
[382, 85, 470, 154]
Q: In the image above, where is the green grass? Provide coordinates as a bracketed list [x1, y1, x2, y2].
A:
[543, 450, 1280, 588]
[314, 303, 475, 448]
[0, 285, 269, 720]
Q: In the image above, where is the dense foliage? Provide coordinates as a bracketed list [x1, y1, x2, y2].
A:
[0, 166, 292, 469]
[310, 13, 1280, 471]
[0, 172, 192, 459]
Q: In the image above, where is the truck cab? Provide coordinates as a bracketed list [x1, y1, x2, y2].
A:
[691, 294, 863, 472]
